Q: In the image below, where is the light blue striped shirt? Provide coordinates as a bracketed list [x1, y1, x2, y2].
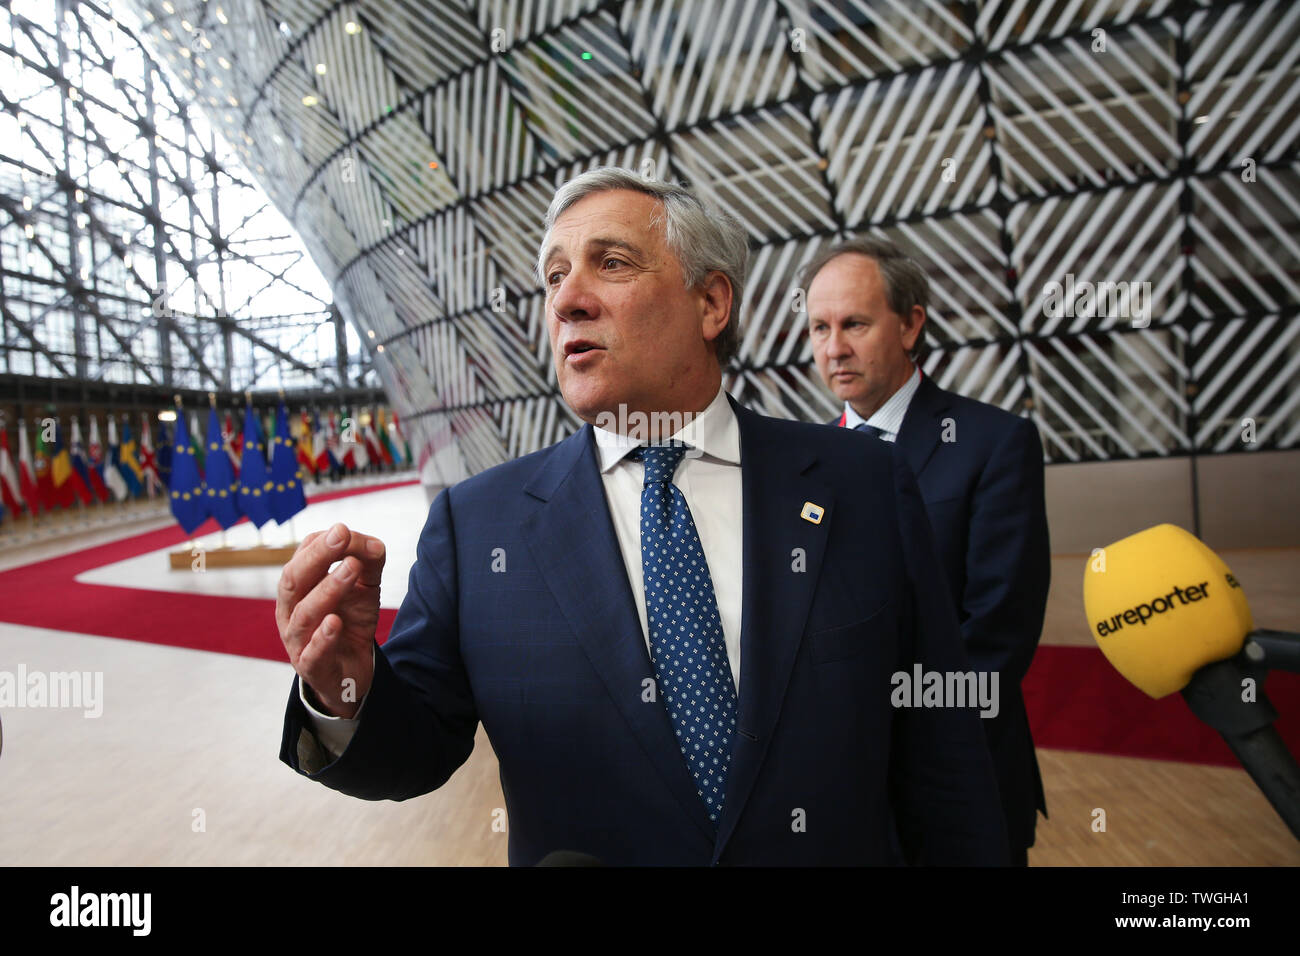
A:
[842, 366, 922, 442]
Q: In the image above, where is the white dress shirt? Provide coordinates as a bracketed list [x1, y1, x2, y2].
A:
[842, 365, 921, 441]
[302, 385, 744, 759]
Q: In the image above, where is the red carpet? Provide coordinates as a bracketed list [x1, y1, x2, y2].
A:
[1, 483, 1295, 770]
[1023, 644, 1300, 767]
[0, 480, 417, 659]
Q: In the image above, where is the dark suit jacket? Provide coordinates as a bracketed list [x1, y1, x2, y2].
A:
[281, 397, 1009, 865]
[848, 374, 1051, 851]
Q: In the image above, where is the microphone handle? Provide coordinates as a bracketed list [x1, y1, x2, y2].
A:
[1182, 654, 1300, 840]
[1219, 724, 1300, 842]
[1246, 630, 1300, 674]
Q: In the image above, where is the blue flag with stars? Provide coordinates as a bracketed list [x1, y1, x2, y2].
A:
[269, 401, 306, 524]
[238, 404, 273, 528]
[203, 407, 242, 529]
[168, 409, 209, 534]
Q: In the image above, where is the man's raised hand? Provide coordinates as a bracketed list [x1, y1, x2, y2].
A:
[276, 522, 386, 718]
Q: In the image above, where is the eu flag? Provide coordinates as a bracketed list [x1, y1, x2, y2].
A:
[237, 404, 273, 528]
[203, 407, 242, 529]
[169, 409, 209, 534]
[269, 402, 306, 524]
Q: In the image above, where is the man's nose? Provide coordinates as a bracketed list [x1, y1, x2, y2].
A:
[550, 268, 600, 321]
[824, 325, 852, 359]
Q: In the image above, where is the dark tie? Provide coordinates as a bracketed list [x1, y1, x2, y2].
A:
[855, 423, 886, 440]
[633, 443, 738, 826]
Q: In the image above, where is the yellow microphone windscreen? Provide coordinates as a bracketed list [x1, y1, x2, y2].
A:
[1083, 524, 1254, 698]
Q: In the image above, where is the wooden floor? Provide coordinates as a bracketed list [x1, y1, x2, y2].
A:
[1, 492, 1297, 866]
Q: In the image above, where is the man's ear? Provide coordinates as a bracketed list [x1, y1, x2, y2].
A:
[698, 271, 733, 345]
[901, 305, 926, 353]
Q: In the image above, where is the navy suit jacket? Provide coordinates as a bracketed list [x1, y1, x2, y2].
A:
[866, 374, 1051, 851]
[281, 398, 1009, 865]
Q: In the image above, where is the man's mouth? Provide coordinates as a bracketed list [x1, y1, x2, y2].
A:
[565, 341, 603, 357]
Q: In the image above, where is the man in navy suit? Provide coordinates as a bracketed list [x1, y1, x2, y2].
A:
[275, 170, 1009, 865]
[804, 238, 1051, 866]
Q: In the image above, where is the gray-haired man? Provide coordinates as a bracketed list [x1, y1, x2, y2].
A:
[276, 171, 1009, 865]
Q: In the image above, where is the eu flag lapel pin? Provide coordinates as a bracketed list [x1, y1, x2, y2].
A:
[800, 501, 824, 525]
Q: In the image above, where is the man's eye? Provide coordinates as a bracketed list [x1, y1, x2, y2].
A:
[546, 271, 565, 285]
[601, 258, 624, 270]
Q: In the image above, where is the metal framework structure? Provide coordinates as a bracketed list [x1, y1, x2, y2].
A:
[0, 0, 371, 393]
[92, 1, 1300, 477]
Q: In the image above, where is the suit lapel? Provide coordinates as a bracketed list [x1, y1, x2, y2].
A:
[895, 374, 950, 481]
[520, 426, 718, 843]
[713, 401, 833, 857]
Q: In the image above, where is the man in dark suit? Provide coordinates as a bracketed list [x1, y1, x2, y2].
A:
[275, 170, 1009, 865]
[804, 238, 1051, 866]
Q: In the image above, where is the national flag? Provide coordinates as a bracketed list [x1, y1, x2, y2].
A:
[70, 418, 109, 503]
[155, 420, 173, 489]
[269, 402, 307, 524]
[362, 417, 385, 467]
[87, 416, 108, 491]
[295, 411, 316, 478]
[324, 412, 341, 471]
[168, 407, 209, 534]
[385, 420, 405, 466]
[342, 408, 369, 470]
[34, 421, 58, 509]
[222, 410, 242, 477]
[202, 407, 242, 528]
[376, 409, 397, 465]
[117, 418, 145, 498]
[189, 412, 206, 474]
[393, 411, 413, 467]
[103, 417, 129, 501]
[18, 422, 42, 514]
[1, 426, 24, 515]
[312, 411, 331, 474]
[138, 414, 163, 498]
[237, 403, 273, 528]
[55, 421, 94, 506]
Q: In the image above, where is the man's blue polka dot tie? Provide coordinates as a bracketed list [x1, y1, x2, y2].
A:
[634, 443, 738, 827]
[855, 423, 886, 439]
